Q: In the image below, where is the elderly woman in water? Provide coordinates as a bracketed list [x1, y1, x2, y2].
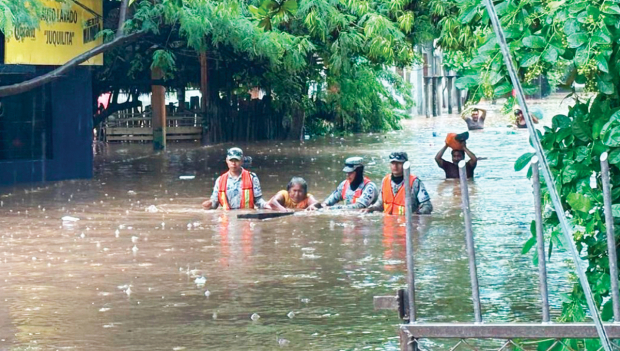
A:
[268, 177, 318, 211]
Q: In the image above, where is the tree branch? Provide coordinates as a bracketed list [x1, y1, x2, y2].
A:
[117, 0, 129, 38]
[0, 32, 144, 98]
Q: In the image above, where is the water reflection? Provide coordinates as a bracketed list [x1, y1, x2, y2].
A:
[0, 99, 575, 350]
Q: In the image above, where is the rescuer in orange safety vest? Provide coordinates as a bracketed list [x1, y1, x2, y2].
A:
[307, 156, 378, 211]
[202, 147, 270, 210]
[363, 151, 432, 215]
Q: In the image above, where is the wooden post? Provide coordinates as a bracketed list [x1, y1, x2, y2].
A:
[151, 67, 166, 151]
[456, 87, 462, 113]
[200, 52, 208, 111]
[200, 52, 209, 144]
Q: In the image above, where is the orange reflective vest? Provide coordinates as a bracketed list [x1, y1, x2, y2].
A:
[382, 174, 416, 215]
[342, 177, 371, 205]
[218, 170, 254, 210]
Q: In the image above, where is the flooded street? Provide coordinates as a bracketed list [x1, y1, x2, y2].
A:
[1, 99, 575, 350]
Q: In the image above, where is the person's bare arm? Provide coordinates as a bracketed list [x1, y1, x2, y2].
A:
[435, 145, 448, 168]
[464, 146, 477, 168]
[268, 192, 288, 212]
[306, 195, 319, 208]
[480, 109, 487, 121]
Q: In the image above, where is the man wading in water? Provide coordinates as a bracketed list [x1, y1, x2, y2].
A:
[307, 157, 377, 210]
[362, 152, 432, 215]
[435, 133, 478, 179]
[463, 107, 486, 131]
[202, 147, 270, 210]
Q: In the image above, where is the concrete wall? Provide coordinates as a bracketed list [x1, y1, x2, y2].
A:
[0, 67, 93, 185]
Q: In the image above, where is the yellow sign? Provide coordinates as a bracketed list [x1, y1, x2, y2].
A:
[5, 0, 103, 65]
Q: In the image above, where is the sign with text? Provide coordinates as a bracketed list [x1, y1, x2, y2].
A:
[5, 0, 103, 65]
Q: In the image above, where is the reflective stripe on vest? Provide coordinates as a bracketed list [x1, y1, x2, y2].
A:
[382, 174, 416, 215]
[218, 169, 255, 210]
[342, 177, 371, 205]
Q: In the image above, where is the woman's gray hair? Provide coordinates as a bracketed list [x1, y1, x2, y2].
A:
[287, 177, 308, 193]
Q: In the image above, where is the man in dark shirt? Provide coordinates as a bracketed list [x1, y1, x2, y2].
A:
[435, 142, 477, 179]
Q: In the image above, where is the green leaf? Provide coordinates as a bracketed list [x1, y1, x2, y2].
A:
[575, 146, 589, 162]
[522, 35, 547, 48]
[612, 204, 620, 217]
[567, 33, 588, 48]
[562, 162, 580, 184]
[572, 119, 592, 142]
[555, 127, 572, 142]
[542, 48, 559, 63]
[522, 235, 536, 254]
[603, 4, 620, 15]
[520, 53, 539, 68]
[567, 192, 593, 213]
[592, 35, 610, 45]
[574, 46, 590, 66]
[479, 37, 498, 52]
[608, 149, 620, 164]
[593, 118, 607, 140]
[602, 299, 614, 321]
[552, 115, 571, 129]
[493, 83, 512, 96]
[597, 76, 614, 95]
[459, 5, 479, 23]
[596, 54, 610, 73]
[281, 0, 298, 15]
[563, 19, 581, 36]
[569, 1, 587, 13]
[455, 76, 478, 89]
[587, 5, 601, 18]
[515, 152, 535, 172]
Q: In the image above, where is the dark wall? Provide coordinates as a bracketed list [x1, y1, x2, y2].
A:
[0, 67, 93, 185]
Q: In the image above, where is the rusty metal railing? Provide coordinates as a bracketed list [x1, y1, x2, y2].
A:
[374, 155, 620, 350]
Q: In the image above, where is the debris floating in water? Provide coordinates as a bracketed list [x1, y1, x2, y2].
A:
[204, 290, 211, 297]
[131, 236, 139, 243]
[194, 276, 207, 286]
[132, 245, 139, 253]
[287, 311, 295, 319]
[301, 298, 310, 304]
[61, 216, 80, 222]
[127, 190, 137, 196]
[146, 205, 158, 213]
[278, 338, 290, 347]
[179, 175, 195, 180]
[250, 313, 260, 321]
[115, 229, 120, 238]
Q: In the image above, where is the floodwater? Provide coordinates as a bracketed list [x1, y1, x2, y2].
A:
[1, 97, 575, 350]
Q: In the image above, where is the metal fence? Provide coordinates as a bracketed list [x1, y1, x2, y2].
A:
[375, 157, 620, 350]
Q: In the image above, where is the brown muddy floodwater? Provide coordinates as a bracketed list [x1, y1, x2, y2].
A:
[1, 100, 575, 350]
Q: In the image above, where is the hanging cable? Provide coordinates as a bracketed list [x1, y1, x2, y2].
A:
[481, 1, 613, 349]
